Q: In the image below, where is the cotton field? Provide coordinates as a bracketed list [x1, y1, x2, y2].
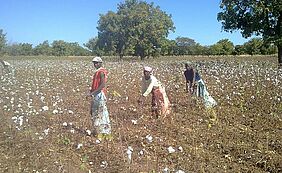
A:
[0, 56, 281, 172]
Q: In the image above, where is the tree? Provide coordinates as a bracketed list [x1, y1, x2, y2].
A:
[158, 39, 177, 56]
[0, 29, 7, 55]
[233, 45, 245, 55]
[243, 38, 263, 55]
[260, 43, 278, 55]
[51, 40, 70, 56]
[97, 0, 175, 59]
[175, 37, 197, 55]
[33, 40, 52, 55]
[5, 43, 22, 56]
[209, 39, 234, 55]
[85, 37, 114, 56]
[4, 43, 33, 56]
[218, 0, 282, 66]
[20, 43, 33, 56]
[67, 42, 91, 56]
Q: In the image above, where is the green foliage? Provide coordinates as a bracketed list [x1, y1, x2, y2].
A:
[51, 40, 90, 56]
[4, 43, 33, 56]
[159, 39, 177, 56]
[209, 39, 234, 55]
[2, 40, 90, 56]
[62, 136, 71, 145]
[218, 0, 281, 41]
[51, 40, 70, 56]
[218, 0, 282, 63]
[243, 38, 264, 55]
[0, 29, 7, 55]
[175, 37, 197, 55]
[33, 40, 52, 55]
[233, 45, 245, 55]
[84, 37, 105, 56]
[242, 38, 278, 55]
[96, 0, 175, 59]
[19, 43, 33, 56]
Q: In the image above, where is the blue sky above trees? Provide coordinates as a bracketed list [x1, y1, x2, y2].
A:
[0, 0, 252, 47]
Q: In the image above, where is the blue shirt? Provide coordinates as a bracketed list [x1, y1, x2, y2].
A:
[195, 71, 201, 81]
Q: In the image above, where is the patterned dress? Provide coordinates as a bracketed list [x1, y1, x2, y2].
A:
[90, 67, 112, 140]
[142, 75, 171, 117]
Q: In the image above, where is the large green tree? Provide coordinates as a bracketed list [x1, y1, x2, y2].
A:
[97, 0, 175, 59]
[217, 0, 282, 66]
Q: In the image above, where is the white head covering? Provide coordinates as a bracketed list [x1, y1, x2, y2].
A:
[92, 56, 103, 63]
[144, 66, 152, 72]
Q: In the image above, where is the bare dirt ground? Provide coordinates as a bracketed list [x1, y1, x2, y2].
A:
[0, 56, 281, 173]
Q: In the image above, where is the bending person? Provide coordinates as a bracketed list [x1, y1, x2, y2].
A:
[138, 66, 171, 118]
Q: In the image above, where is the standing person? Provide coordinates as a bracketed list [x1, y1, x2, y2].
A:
[138, 66, 171, 118]
[87, 57, 112, 141]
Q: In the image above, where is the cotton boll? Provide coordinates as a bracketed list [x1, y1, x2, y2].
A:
[146, 134, 153, 143]
[178, 146, 183, 152]
[131, 120, 137, 125]
[100, 161, 108, 168]
[163, 167, 170, 173]
[86, 130, 91, 135]
[42, 106, 49, 111]
[52, 110, 58, 114]
[44, 128, 50, 135]
[167, 146, 175, 153]
[77, 143, 83, 149]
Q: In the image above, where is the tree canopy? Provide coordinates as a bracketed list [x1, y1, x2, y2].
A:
[96, 0, 175, 59]
[217, 0, 282, 65]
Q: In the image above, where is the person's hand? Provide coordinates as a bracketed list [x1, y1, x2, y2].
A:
[86, 91, 93, 98]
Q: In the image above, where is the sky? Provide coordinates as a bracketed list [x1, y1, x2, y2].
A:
[0, 0, 253, 47]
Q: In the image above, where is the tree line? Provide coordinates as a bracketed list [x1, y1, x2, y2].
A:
[0, 29, 277, 58]
[0, 0, 280, 62]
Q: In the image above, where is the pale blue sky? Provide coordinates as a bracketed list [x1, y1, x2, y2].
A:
[0, 0, 252, 47]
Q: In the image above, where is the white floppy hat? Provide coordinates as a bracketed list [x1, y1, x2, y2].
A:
[144, 66, 152, 72]
[92, 56, 103, 63]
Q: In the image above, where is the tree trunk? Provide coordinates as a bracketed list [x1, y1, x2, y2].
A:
[278, 44, 282, 69]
